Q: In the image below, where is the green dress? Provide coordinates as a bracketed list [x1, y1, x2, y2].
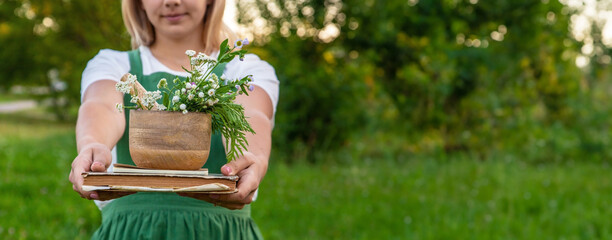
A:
[91, 50, 263, 240]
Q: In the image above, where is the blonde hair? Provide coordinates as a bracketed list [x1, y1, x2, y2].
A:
[121, 0, 236, 54]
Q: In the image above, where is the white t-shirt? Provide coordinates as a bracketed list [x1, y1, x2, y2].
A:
[81, 46, 279, 209]
[81, 46, 279, 111]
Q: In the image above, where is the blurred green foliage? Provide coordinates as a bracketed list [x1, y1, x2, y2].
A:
[237, 0, 611, 162]
[1, 0, 611, 162]
[0, 0, 127, 119]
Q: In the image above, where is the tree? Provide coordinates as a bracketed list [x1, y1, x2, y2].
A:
[236, 0, 585, 156]
[0, 0, 127, 119]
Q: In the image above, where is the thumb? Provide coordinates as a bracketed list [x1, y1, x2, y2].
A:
[221, 153, 255, 175]
[90, 145, 112, 172]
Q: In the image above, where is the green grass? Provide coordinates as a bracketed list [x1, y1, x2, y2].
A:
[253, 158, 612, 239]
[0, 94, 30, 103]
[0, 111, 100, 239]
[1, 112, 611, 239]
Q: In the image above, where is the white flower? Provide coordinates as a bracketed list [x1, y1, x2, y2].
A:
[206, 99, 214, 106]
[198, 92, 204, 98]
[181, 88, 186, 94]
[207, 89, 216, 96]
[188, 93, 194, 100]
[220, 74, 227, 80]
[179, 104, 186, 110]
[185, 50, 196, 57]
[157, 78, 167, 89]
[195, 63, 211, 73]
[196, 52, 215, 62]
[182, 109, 188, 114]
[126, 74, 137, 84]
[115, 81, 133, 94]
[115, 103, 123, 113]
[130, 96, 139, 104]
[172, 96, 180, 103]
[142, 90, 161, 109]
[185, 82, 192, 89]
[158, 104, 167, 110]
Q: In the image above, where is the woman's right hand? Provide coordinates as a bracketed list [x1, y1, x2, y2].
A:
[70, 80, 125, 200]
[69, 142, 112, 200]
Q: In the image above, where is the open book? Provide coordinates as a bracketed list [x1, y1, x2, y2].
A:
[82, 164, 238, 201]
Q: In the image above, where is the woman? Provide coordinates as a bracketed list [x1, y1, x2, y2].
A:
[68, 0, 278, 238]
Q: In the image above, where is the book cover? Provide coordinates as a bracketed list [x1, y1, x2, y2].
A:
[81, 169, 238, 201]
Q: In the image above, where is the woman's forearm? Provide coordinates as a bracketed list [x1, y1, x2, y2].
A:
[235, 87, 274, 162]
[76, 81, 126, 152]
[76, 101, 125, 152]
[243, 109, 272, 166]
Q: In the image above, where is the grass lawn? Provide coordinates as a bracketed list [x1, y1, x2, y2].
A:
[254, 159, 612, 239]
[0, 94, 30, 103]
[0, 110, 100, 239]
[1, 111, 611, 239]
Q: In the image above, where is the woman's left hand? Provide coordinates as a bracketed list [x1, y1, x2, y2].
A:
[179, 151, 268, 210]
[180, 86, 273, 209]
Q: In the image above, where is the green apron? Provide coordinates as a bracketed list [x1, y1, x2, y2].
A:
[91, 50, 263, 240]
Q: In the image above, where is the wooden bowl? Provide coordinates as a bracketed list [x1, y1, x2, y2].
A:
[129, 110, 212, 170]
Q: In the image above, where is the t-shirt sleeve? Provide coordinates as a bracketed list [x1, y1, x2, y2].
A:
[80, 49, 129, 102]
[224, 54, 280, 115]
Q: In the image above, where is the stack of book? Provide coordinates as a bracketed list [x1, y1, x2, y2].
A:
[82, 164, 238, 200]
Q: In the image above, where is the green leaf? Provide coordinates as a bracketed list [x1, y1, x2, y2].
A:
[219, 39, 229, 59]
[162, 92, 169, 107]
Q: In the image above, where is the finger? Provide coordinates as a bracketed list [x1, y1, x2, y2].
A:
[212, 166, 260, 204]
[178, 193, 231, 208]
[221, 152, 256, 176]
[215, 191, 256, 210]
[210, 187, 256, 205]
[70, 155, 90, 188]
[215, 202, 246, 210]
[205, 193, 248, 210]
[70, 152, 99, 199]
[90, 146, 111, 172]
[179, 192, 253, 210]
[178, 192, 212, 202]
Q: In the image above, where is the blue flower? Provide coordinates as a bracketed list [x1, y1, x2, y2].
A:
[234, 39, 244, 49]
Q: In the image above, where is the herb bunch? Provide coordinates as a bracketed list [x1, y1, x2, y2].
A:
[116, 39, 255, 161]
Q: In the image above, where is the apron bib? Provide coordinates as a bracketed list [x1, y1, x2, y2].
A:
[91, 49, 262, 240]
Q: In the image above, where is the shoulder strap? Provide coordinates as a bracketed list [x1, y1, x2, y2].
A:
[127, 49, 143, 81]
[116, 49, 142, 166]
